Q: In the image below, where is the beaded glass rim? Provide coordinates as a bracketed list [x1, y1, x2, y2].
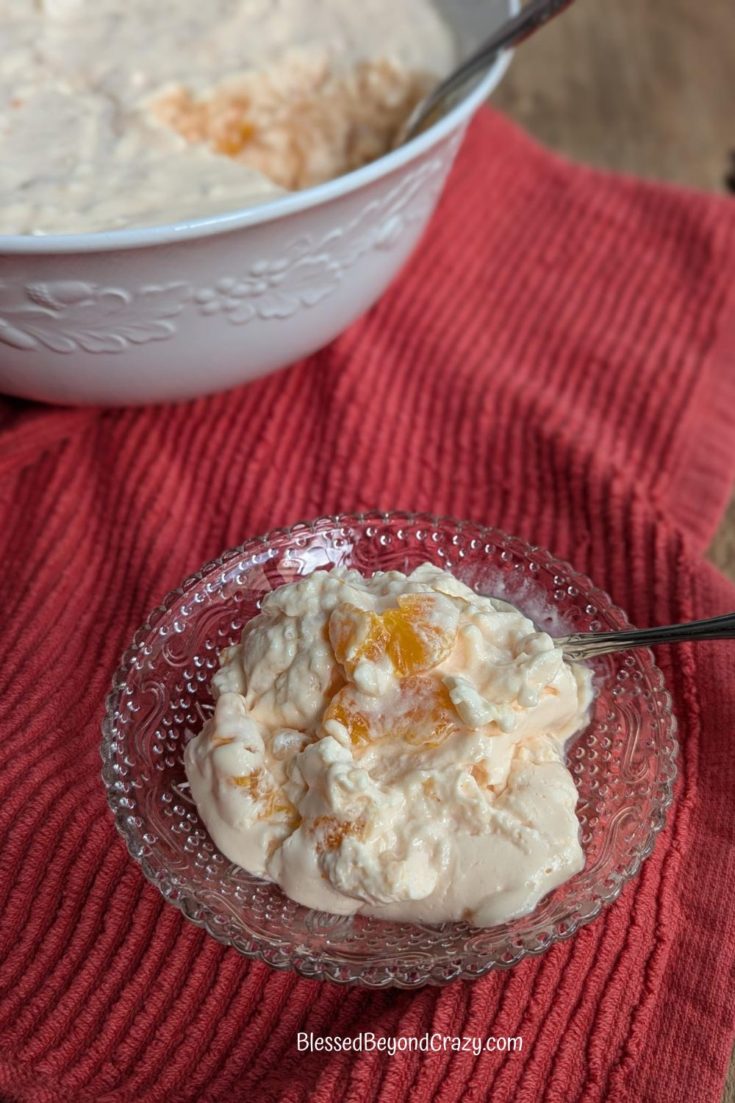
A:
[101, 511, 678, 987]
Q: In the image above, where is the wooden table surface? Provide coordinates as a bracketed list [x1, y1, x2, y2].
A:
[490, 1, 735, 1097]
[492, 0, 735, 587]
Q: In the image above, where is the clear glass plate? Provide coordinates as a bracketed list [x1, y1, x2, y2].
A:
[101, 513, 678, 988]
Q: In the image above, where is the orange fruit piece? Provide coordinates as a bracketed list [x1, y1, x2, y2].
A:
[329, 593, 458, 679]
[311, 815, 368, 853]
[328, 603, 389, 675]
[323, 675, 461, 750]
[323, 685, 375, 747]
[393, 675, 460, 749]
[230, 769, 298, 821]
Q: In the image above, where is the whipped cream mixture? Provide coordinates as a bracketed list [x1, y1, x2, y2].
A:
[1, 0, 455, 234]
[185, 565, 593, 927]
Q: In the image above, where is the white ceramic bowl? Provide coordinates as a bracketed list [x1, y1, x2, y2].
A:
[0, 0, 515, 406]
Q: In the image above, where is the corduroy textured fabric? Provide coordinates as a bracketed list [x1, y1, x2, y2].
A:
[1, 109, 735, 1103]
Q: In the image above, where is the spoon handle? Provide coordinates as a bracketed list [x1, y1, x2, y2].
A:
[558, 613, 735, 662]
[403, 0, 576, 140]
[468, 0, 577, 66]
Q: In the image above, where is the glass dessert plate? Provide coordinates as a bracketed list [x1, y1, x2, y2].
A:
[101, 512, 678, 988]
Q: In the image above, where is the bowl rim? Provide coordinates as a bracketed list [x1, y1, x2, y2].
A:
[0, 5, 517, 256]
[100, 509, 679, 987]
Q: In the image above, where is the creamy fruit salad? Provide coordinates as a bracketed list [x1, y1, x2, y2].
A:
[1, 0, 455, 234]
[185, 565, 593, 927]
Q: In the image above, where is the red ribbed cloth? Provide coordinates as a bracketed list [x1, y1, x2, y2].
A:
[1, 109, 735, 1103]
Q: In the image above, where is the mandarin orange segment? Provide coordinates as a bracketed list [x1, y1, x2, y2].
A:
[393, 675, 460, 748]
[329, 602, 390, 675]
[328, 594, 458, 679]
[322, 676, 461, 749]
[385, 594, 457, 676]
[215, 118, 256, 156]
[323, 685, 374, 747]
[230, 768, 298, 820]
[311, 815, 368, 853]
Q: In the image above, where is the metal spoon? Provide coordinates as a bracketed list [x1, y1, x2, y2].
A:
[557, 613, 735, 663]
[397, 0, 577, 146]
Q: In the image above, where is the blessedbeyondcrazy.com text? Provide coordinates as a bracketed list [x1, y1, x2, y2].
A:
[296, 1033, 523, 1057]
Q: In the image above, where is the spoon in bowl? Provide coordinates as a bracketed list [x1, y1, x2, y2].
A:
[557, 612, 735, 662]
[397, 0, 577, 146]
